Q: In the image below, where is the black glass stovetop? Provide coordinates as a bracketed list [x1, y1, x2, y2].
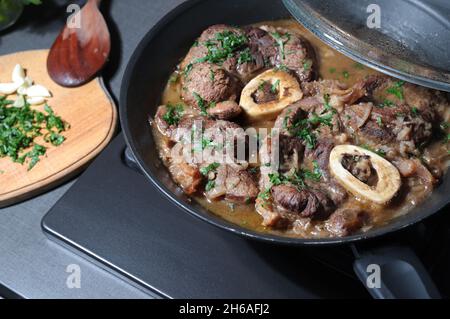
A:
[41, 134, 450, 298]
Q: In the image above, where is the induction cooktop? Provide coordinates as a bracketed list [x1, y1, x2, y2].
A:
[41, 134, 450, 298]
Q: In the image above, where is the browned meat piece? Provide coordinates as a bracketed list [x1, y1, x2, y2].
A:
[261, 27, 316, 82]
[305, 139, 348, 206]
[245, 27, 278, 68]
[274, 101, 308, 132]
[207, 100, 242, 120]
[169, 115, 215, 142]
[180, 24, 244, 71]
[360, 75, 437, 119]
[182, 63, 241, 110]
[341, 154, 374, 184]
[205, 164, 259, 204]
[271, 184, 309, 213]
[342, 101, 434, 155]
[325, 208, 369, 237]
[271, 185, 332, 219]
[168, 162, 203, 195]
[300, 80, 367, 112]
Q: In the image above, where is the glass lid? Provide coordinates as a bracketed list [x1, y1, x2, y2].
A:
[283, 0, 450, 92]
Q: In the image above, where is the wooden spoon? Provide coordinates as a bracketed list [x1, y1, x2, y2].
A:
[47, 0, 110, 87]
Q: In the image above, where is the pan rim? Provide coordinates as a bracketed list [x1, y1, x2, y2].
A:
[119, 0, 449, 246]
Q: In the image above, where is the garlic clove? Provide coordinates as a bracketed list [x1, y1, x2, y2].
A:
[12, 64, 26, 85]
[329, 145, 401, 205]
[26, 96, 46, 105]
[13, 95, 26, 108]
[0, 82, 22, 95]
[25, 85, 52, 98]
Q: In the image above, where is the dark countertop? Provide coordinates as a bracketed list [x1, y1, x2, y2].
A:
[0, 0, 184, 299]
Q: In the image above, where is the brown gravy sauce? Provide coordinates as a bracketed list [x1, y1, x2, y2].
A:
[153, 19, 450, 238]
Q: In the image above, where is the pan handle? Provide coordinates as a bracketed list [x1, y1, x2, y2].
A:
[352, 244, 441, 299]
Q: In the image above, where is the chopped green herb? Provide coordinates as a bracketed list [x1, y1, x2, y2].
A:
[200, 162, 220, 176]
[0, 97, 68, 170]
[271, 31, 291, 60]
[209, 69, 215, 82]
[258, 189, 271, 201]
[275, 64, 290, 72]
[411, 107, 419, 117]
[329, 67, 336, 74]
[309, 112, 334, 127]
[162, 104, 184, 126]
[183, 63, 193, 77]
[238, 48, 253, 64]
[195, 31, 248, 66]
[205, 180, 216, 192]
[192, 92, 209, 116]
[258, 80, 267, 91]
[376, 116, 383, 127]
[342, 70, 350, 79]
[248, 167, 258, 174]
[302, 161, 323, 182]
[378, 99, 394, 108]
[303, 59, 313, 71]
[387, 80, 405, 100]
[271, 80, 280, 94]
[323, 94, 333, 111]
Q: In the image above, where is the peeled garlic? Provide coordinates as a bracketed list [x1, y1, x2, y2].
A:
[12, 64, 25, 84]
[12, 95, 26, 108]
[329, 145, 401, 205]
[25, 85, 52, 98]
[240, 69, 303, 121]
[26, 96, 46, 105]
[0, 82, 22, 95]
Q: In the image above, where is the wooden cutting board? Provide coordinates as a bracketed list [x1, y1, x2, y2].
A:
[0, 50, 117, 207]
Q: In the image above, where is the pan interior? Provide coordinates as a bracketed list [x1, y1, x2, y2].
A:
[120, 0, 450, 245]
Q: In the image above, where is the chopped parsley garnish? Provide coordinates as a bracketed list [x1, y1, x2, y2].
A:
[0, 97, 69, 170]
[258, 80, 267, 91]
[162, 103, 184, 126]
[205, 180, 215, 192]
[238, 48, 253, 64]
[209, 69, 215, 82]
[309, 112, 334, 127]
[323, 94, 333, 111]
[258, 189, 271, 201]
[302, 161, 323, 182]
[200, 162, 220, 176]
[303, 59, 312, 71]
[267, 164, 323, 192]
[329, 67, 336, 74]
[183, 63, 194, 77]
[275, 64, 290, 72]
[271, 31, 291, 60]
[342, 70, 350, 79]
[387, 80, 405, 100]
[378, 99, 394, 108]
[192, 92, 209, 116]
[376, 116, 383, 127]
[411, 107, 419, 117]
[196, 31, 248, 66]
[271, 80, 280, 94]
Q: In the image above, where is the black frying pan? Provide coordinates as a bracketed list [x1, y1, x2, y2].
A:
[120, 0, 448, 298]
